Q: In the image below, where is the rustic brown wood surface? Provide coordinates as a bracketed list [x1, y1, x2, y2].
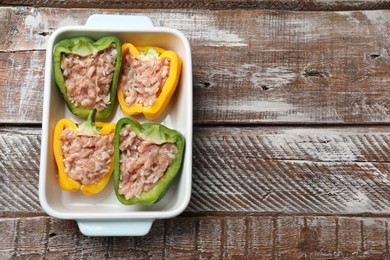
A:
[1, 216, 389, 259]
[1, 2, 390, 259]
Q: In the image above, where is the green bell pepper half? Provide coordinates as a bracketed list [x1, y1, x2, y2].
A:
[114, 117, 185, 205]
[53, 36, 122, 120]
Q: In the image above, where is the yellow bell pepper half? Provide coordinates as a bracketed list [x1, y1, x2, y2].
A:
[118, 43, 182, 119]
[53, 114, 115, 196]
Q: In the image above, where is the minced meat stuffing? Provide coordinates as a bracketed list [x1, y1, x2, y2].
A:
[61, 128, 114, 185]
[118, 125, 177, 199]
[60, 44, 117, 111]
[120, 53, 170, 107]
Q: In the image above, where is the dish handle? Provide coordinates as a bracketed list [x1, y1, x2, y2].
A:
[77, 219, 154, 236]
[86, 14, 154, 28]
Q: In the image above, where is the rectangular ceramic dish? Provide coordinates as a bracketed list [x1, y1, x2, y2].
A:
[39, 15, 193, 236]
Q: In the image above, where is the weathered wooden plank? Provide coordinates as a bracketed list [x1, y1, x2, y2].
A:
[165, 218, 198, 259]
[337, 218, 365, 257]
[191, 126, 390, 214]
[197, 218, 223, 259]
[224, 218, 247, 258]
[361, 218, 389, 258]
[247, 217, 274, 258]
[2, 0, 390, 11]
[0, 216, 389, 259]
[277, 217, 303, 258]
[2, 8, 390, 124]
[1, 126, 390, 215]
[0, 51, 43, 124]
[0, 127, 41, 214]
[304, 217, 337, 259]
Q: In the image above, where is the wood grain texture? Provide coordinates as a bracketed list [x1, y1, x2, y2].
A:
[2, 4, 390, 255]
[191, 126, 390, 214]
[2, 126, 390, 215]
[0, 51, 43, 124]
[2, 0, 390, 11]
[0, 216, 389, 259]
[0, 127, 41, 214]
[1, 8, 390, 124]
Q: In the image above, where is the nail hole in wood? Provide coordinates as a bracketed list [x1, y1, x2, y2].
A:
[303, 69, 325, 78]
[198, 81, 212, 89]
[38, 31, 49, 36]
[369, 54, 380, 59]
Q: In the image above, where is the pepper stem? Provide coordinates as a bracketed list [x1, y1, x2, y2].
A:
[75, 109, 102, 136]
[87, 108, 97, 123]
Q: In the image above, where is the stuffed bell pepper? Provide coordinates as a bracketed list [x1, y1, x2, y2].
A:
[118, 44, 182, 119]
[53, 109, 115, 195]
[53, 36, 122, 120]
[114, 117, 185, 205]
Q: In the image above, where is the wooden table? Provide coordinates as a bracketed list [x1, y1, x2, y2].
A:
[1, 1, 390, 258]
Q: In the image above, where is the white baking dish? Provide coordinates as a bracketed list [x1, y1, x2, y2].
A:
[39, 15, 192, 236]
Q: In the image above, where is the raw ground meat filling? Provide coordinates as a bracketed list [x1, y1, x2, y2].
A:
[120, 53, 170, 107]
[60, 128, 114, 185]
[60, 44, 117, 111]
[118, 125, 177, 199]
